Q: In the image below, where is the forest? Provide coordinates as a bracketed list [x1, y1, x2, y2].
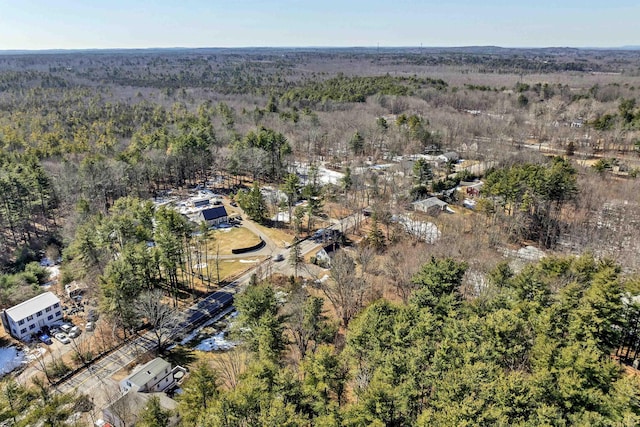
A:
[1, 47, 640, 426]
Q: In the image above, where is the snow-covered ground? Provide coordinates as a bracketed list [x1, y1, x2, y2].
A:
[394, 215, 440, 243]
[271, 211, 290, 223]
[317, 167, 345, 185]
[194, 332, 237, 351]
[0, 347, 25, 376]
[295, 163, 345, 186]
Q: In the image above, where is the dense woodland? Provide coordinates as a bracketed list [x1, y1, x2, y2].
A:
[2, 47, 640, 425]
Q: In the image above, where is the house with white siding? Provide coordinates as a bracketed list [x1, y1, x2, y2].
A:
[1, 292, 63, 341]
[120, 357, 178, 393]
[103, 357, 185, 427]
[199, 206, 228, 227]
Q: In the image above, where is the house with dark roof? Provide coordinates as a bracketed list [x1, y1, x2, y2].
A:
[199, 206, 228, 226]
[103, 391, 179, 427]
[192, 197, 211, 208]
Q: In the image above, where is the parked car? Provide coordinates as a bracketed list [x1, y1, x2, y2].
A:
[85, 321, 95, 331]
[39, 334, 53, 345]
[69, 327, 81, 338]
[49, 324, 62, 335]
[60, 323, 73, 333]
[54, 333, 71, 344]
[273, 253, 284, 262]
[87, 310, 98, 322]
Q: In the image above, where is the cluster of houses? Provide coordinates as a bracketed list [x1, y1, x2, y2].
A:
[1, 292, 186, 427]
[174, 192, 230, 227]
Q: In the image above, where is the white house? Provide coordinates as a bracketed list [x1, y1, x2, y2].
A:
[120, 357, 178, 394]
[1, 292, 63, 341]
[104, 357, 185, 427]
[199, 206, 228, 227]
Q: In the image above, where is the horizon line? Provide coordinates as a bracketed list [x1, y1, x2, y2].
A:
[0, 44, 639, 54]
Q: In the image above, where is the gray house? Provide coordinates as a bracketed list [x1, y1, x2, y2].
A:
[412, 197, 448, 215]
[437, 152, 460, 163]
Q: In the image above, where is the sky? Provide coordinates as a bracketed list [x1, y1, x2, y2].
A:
[0, 0, 638, 50]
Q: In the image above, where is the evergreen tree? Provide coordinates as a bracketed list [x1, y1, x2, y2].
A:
[138, 395, 171, 427]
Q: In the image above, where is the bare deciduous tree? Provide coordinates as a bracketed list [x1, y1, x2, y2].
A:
[318, 250, 367, 328]
[135, 290, 185, 352]
[212, 349, 249, 390]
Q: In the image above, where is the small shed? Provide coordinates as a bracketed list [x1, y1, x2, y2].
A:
[65, 281, 87, 299]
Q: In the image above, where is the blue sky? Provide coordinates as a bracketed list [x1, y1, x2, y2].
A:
[0, 0, 637, 50]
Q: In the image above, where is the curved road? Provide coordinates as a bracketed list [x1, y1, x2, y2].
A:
[50, 211, 360, 401]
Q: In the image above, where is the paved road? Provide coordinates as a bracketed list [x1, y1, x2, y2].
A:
[54, 272, 251, 396]
[51, 212, 360, 397]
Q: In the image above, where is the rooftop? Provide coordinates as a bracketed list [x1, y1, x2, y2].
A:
[105, 391, 177, 425]
[5, 292, 60, 322]
[201, 206, 228, 221]
[126, 357, 171, 387]
[413, 197, 448, 209]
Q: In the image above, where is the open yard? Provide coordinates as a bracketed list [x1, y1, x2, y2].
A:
[252, 223, 295, 249]
[206, 227, 261, 255]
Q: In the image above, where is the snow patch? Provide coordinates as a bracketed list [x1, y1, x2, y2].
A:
[195, 332, 237, 352]
[0, 347, 25, 376]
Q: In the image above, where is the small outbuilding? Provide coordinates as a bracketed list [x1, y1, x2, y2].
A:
[65, 280, 87, 299]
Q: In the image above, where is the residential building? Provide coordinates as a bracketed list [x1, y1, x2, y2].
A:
[437, 151, 460, 163]
[103, 357, 185, 427]
[120, 357, 177, 393]
[103, 392, 179, 427]
[199, 206, 228, 226]
[412, 197, 449, 215]
[192, 198, 210, 208]
[1, 292, 63, 341]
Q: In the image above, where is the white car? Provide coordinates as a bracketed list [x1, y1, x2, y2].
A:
[85, 321, 95, 331]
[54, 333, 70, 344]
[68, 327, 81, 338]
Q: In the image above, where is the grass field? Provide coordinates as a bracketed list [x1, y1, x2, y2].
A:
[205, 227, 261, 255]
[253, 223, 295, 249]
[190, 255, 265, 288]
